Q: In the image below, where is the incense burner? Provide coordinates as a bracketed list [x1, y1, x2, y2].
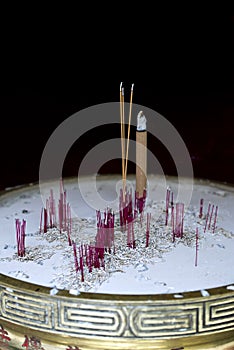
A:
[0, 274, 234, 349]
[0, 177, 234, 349]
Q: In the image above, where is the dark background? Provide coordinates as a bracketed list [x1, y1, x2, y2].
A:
[0, 14, 233, 190]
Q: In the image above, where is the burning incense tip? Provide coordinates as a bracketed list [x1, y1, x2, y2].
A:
[131, 83, 134, 91]
[137, 111, 147, 131]
[120, 82, 123, 91]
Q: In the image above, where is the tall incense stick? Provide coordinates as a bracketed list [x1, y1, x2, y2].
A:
[124, 83, 134, 181]
[119, 82, 134, 197]
[136, 111, 147, 198]
[120, 83, 125, 192]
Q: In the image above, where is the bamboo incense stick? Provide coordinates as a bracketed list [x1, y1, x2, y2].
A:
[122, 86, 126, 195]
[120, 83, 125, 192]
[119, 82, 134, 198]
[136, 111, 147, 198]
[124, 83, 134, 181]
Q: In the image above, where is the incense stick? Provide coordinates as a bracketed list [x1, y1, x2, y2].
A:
[136, 111, 147, 198]
[119, 82, 134, 197]
[124, 83, 134, 181]
[120, 83, 126, 194]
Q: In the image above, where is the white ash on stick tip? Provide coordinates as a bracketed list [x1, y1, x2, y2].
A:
[137, 111, 147, 131]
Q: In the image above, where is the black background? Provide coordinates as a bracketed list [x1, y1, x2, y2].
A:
[0, 13, 233, 190]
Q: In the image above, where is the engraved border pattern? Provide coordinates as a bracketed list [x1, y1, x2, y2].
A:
[1, 283, 234, 338]
[0, 289, 57, 329]
[129, 304, 202, 337]
[55, 300, 126, 336]
[201, 296, 234, 332]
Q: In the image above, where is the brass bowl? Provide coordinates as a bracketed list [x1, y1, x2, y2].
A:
[0, 178, 234, 349]
[0, 274, 234, 349]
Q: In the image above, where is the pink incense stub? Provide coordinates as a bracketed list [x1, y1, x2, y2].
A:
[174, 203, 184, 238]
[195, 227, 199, 267]
[15, 218, 26, 257]
[199, 198, 204, 218]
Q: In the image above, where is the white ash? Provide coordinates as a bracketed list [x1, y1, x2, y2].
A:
[4, 201, 226, 293]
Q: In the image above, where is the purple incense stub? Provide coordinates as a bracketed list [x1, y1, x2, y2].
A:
[199, 198, 204, 218]
[119, 188, 134, 226]
[15, 219, 26, 257]
[43, 208, 48, 233]
[127, 219, 135, 249]
[212, 205, 218, 233]
[174, 203, 184, 238]
[195, 227, 199, 267]
[208, 204, 214, 230]
[135, 189, 147, 214]
[96, 208, 115, 252]
[72, 241, 79, 273]
[145, 212, 151, 248]
[165, 188, 171, 226]
[204, 203, 211, 233]
[40, 182, 73, 246]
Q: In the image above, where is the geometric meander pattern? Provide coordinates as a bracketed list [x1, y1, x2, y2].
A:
[0, 286, 234, 338]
